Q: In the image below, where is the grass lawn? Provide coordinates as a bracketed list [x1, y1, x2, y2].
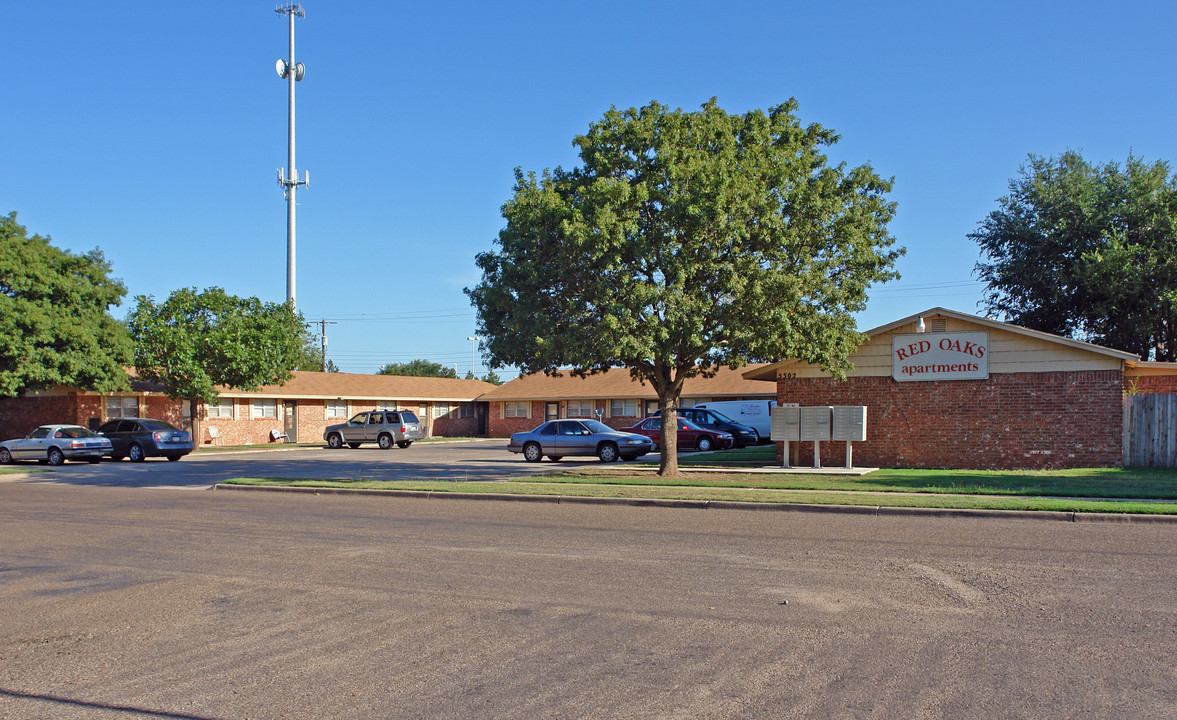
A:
[222, 457, 1177, 514]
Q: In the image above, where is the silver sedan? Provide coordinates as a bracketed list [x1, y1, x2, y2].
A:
[507, 418, 656, 463]
[0, 424, 113, 465]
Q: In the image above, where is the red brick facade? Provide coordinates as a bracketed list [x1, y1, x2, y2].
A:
[488, 399, 650, 437]
[777, 371, 1124, 470]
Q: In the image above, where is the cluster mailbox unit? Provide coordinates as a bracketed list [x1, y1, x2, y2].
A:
[771, 405, 867, 469]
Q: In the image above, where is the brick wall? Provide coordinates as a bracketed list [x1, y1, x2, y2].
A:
[777, 371, 1124, 469]
[0, 395, 82, 439]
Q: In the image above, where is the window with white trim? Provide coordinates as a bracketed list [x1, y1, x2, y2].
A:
[377, 400, 397, 411]
[460, 403, 475, 418]
[567, 400, 593, 417]
[681, 398, 706, 408]
[326, 400, 348, 418]
[610, 399, 638, 417]
[252, 399, 278, 419]
[504, 402, 529, 418]
[433, 403, 454, 419]
[106, 396, 139, 419]
[207, 398, 234, 419]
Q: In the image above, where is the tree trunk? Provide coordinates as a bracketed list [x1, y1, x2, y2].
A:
[657, 391, 679, 477]
[188, 397, 201, 447]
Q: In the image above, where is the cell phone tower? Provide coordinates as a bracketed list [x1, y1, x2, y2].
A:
[275, 3, 307, 308]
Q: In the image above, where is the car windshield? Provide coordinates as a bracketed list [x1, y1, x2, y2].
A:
[581, 420, 613, 434]
[141, 420, 178, 431]
[706, 410, 734, 422]
[400, 411, 418, 423]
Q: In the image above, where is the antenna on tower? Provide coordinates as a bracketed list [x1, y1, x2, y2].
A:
[275, 3, 307, 308]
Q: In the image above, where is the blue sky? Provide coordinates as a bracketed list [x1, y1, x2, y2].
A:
[5, 2, 1176, 377]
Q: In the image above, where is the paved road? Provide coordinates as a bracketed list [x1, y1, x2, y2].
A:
[1, 482, 1174, 719]
[1, 438, 600, 488]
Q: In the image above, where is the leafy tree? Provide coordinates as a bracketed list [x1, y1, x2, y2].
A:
[467, 99, 901, 475]
[0, 212, 132, 396]
[128, 288, 307, 438]
[377, 359, 458, 378]
[973, 151, 1177, 359]
[480, 369, 503, 385]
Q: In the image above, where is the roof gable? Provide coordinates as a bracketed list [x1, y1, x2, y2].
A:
[744, 308, 1137, 381]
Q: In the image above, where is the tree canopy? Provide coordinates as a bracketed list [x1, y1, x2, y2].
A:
[0, 211, 132, 396]
[973, 151, 1177, 360]
[377, 359, 458, 378]
[127, 287, 308, 404]
[467, 98, 902, 474]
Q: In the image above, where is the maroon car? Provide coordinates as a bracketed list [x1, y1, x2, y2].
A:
[623, 416, 734, 452]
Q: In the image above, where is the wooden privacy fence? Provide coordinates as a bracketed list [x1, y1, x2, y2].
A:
[1123, 394, 1177, 467]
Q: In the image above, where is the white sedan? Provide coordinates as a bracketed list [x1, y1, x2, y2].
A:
[0, 424, 113, 465]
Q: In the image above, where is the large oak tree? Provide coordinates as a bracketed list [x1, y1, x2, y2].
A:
[973, 151, 1177, 360]
[128, 287, 308, 438]
[467, 99, 902, 475]
[0, 211, 132, 397]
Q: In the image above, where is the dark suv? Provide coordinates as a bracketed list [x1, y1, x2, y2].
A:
[653, 407, 760, 447]
[97, 417, 194, 462]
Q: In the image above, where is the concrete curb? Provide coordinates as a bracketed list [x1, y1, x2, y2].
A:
[211, 484, 1177, 524]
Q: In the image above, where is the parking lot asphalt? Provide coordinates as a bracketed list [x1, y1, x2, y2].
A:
[0, 438, 584, 489]
[1, 483, 1175, 719]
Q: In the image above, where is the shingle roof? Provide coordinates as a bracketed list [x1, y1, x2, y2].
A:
[478, 365, 774, 401]
[216, 370, 497, 402]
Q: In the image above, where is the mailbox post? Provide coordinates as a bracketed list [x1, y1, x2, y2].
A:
[770, 405, 801, 468]
[800, 406, 832, 468]
[831, 406, 868, 468]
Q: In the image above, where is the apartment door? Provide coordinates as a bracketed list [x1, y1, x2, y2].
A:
[283, 401, 297, 442]
[545, 402, 560, 421]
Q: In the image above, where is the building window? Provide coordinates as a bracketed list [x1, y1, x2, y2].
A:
[106, 396, 139, 419]
[680, 397, 706, 408]
[327, 400, 348, 418]
[460, 402, 475, 418]
[434, 403, 454, 419]
[504, 402, 529, 419]
[377, 400, 397, 411]
[567, 400, 593, 417]
[207, 398, 234, 419]
[252, 399, 278, 419]
[611, 399, 637, 417]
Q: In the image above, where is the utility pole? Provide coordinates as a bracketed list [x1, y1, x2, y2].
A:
[275, 3, 307, 308]
[314, 319, 337, 372]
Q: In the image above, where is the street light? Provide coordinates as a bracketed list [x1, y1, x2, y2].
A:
[467, 336, 478, 378]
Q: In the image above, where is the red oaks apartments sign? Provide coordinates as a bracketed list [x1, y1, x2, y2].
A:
[891, 331, 989, 382]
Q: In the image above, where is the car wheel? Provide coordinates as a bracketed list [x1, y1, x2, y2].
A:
[347, 443, 361, 449]
[0, 448, 10, 465]
[128, 444, 145, 462]
[47, 447, 65, 466]
[397, 441, 412, 448]
[522, 442, 543, 463]
[327, 433, 343, 449]
[88, 457, 101, 464]
[378, 434, 394, 450]
[597, 442, 619, 463]
[697, 436, 713, 452]
[167, 455, 181, 462]
[547, 455, 562, 462]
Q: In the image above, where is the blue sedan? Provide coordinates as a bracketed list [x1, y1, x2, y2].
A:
[508, 418, 656, 463]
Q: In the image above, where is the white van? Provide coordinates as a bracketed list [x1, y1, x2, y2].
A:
[694, 400, 776, 443]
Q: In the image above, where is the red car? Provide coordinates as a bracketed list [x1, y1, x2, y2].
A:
[623, 416, 734, 452]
